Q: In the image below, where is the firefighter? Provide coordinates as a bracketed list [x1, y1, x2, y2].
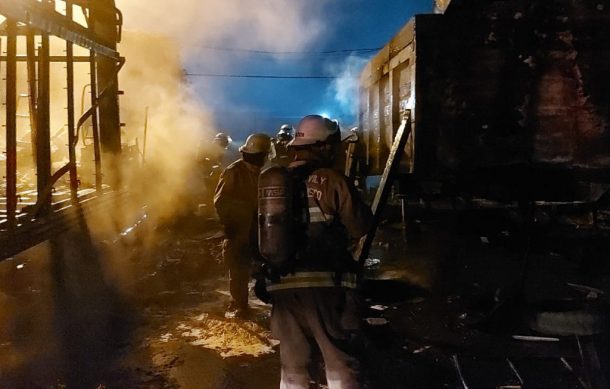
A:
[214, 131, 230, 148]
[198, 132, 237, 215]
[198, 132, 231, 184]
[214, 133, 272, 317]
[277, 124, 293, 145]
[264, 115, 372, 388]
[209, 132, 238, 167]
[272, 124, 293, 167]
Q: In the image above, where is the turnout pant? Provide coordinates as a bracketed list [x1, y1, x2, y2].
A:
[270, 288, 364, 389]
[222, 239, 252, 310]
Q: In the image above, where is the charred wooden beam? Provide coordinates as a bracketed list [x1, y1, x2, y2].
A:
[0, 55, 94, 62]
[66, 0, 79, 201]
[26, 29, 38, 164]
[36, 34, 52, 216]
[90, 0, 123, 175]
[89, 51, 103, 192]
[0, 190, 124, 260]
[0, 0, 119, 59]
[5, 21, 18, 231]
[357, 111, 412, 267]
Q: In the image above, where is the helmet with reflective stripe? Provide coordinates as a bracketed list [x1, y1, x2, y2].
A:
[288, 115, 340, 147]
[239, 133, 272, 154]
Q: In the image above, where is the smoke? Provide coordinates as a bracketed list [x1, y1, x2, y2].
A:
[113, 33, 211, 227]
[1, 0, 334, 237]
[106, 0, 329, 228]
[117, 0, 328, 58]
[79, 0, 336, 265]
[326, 55, 369, 120]
[0, 0, 335, 274]
[0, 0, 334, 262]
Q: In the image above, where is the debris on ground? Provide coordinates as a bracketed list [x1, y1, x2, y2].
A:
[511, 335, 560, 342]
[177, 313, 278, 358]
[370, 304, 388, 311]
[365, 317, 389, 326]
[411, 345, 432, 354]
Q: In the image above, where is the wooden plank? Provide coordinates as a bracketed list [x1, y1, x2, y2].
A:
[0, 190, 124, 259]
[89, 50, 103, 192]
[0, 55, 93, 62]
[36, 33, 52, 215]
[5, 21, 18, 230]
[66, 0, 79, 202]
[357, 110, 412, 268]
[26, 29, 38, 164]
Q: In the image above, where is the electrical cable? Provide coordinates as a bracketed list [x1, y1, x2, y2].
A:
[184, 73, 339, 79]
[199, 45, 381, 55]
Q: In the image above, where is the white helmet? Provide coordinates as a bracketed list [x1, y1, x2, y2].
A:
[288, 115, 340, 147]
[213, 132, 230, 148]
[239, 133, 272, 154]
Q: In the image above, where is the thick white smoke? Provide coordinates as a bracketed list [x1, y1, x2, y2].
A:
[326, 55, 369, 119]
[112, 0, 332, 225]
[118, 0, 329, 60]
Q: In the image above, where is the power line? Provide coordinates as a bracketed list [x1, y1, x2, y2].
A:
[185, 73, 339, 79]
[200, 45, 381, 55]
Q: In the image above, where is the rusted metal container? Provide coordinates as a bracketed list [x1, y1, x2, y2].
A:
[360, 0, 610, 201]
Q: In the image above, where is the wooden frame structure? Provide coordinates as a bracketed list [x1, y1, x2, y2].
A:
[0, 0, 123, 259]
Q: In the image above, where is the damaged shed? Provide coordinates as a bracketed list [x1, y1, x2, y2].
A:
[360, 0, 610, 203]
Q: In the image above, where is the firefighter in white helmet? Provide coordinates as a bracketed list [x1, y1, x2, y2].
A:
[266, 115, 372, 388]
[271, 124, 293, 167]
[197, 132, 239, 215]
[208, 132, 239, 167]
[214, 132, 229, 148]
[214, 133, 272, 318]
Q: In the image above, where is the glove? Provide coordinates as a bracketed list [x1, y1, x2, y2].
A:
[254, 278, 271, 304]
[254, 263, 280, 283]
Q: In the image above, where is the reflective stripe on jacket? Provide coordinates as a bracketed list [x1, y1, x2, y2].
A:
[267, 271, 357, 292]
[268, 160, 372, 291]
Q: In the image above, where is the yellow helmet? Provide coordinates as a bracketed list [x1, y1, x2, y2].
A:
[239, 133, 272, 154]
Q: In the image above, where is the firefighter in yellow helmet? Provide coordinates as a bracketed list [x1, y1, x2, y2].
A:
[214, 133, 272, 317]
[265, 115, 372, 388]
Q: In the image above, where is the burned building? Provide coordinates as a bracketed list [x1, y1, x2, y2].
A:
[1, 0, 123, 258]
[360, 0, 610, 204]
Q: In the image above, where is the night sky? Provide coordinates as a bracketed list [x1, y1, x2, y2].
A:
[186, 0, 432, 137]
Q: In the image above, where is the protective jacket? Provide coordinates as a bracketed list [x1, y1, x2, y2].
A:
[214, 158, 262, 309]
[267, 153, 372, 292]
[214, 159, 260, 244]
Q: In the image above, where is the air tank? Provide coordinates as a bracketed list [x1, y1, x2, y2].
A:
[258, 164, 294, 267]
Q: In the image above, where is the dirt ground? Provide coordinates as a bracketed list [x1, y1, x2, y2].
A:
[0, 206, 608, 388]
